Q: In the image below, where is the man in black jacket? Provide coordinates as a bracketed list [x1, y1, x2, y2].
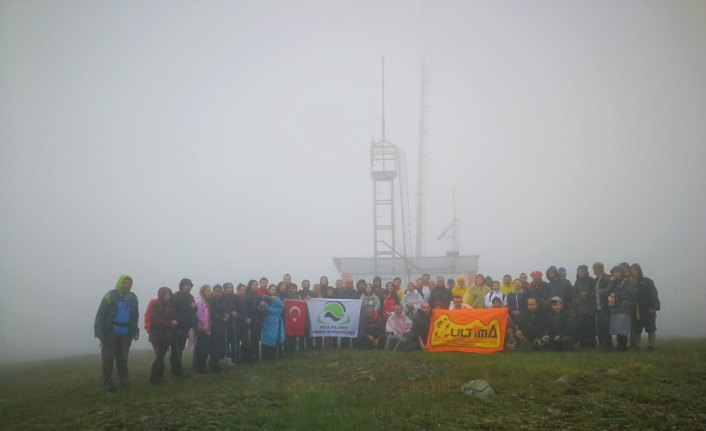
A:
[171, 278, 196, 376]
[593, 262, 612, 351]
[515, 297, 549, 350]
[546, 296, 575, 351]
[573, 265, 596, 349]
[630, 263, 661, 351]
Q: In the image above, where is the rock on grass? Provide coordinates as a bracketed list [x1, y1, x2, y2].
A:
[461, 379, 495, 399]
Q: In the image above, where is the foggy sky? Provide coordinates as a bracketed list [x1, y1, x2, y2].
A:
[1, 0, 705, 363]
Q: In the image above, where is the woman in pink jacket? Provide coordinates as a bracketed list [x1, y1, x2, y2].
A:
[192, 284, 212, 374]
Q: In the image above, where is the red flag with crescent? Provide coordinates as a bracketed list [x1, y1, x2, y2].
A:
[284, 300, 307, 336]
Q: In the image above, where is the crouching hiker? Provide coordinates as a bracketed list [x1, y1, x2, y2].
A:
[514, 297, 548, 350]
[546, 296, 575, 351]
[149, 287, 178, 384]
[94, 274, 139, 392]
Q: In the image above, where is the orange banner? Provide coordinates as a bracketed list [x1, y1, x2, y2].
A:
[425, 308, 508, 353]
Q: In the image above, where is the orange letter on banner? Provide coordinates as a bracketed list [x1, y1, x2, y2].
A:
[425, 308, 508, 354]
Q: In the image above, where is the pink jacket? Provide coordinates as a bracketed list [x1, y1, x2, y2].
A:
[385, 313, 412, 337]
[196, 296, 211, 335]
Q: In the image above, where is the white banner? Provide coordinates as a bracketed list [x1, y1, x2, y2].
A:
[307, 298, 362, 337]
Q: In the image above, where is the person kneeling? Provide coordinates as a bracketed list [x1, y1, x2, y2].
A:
[546, 296, 575, 351]
[514, 298, 549, 350]
[385, 304, 412, 350]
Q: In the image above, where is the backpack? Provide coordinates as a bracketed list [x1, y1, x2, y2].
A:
[143, 298, 158, 333]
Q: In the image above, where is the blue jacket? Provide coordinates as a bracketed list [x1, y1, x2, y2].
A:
[261, 296, 285, 347]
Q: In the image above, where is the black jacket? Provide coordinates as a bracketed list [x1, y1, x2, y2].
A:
[172, 290, 195, 332]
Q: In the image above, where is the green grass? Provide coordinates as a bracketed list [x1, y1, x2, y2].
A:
[1, 339, 705, 430]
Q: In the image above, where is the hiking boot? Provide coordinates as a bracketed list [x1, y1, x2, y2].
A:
[104, 382, 117, 393]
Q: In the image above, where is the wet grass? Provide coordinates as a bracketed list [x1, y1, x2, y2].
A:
[1, 339, 705, 430]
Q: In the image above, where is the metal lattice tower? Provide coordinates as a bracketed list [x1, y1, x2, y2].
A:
[371, 58, 413, 273]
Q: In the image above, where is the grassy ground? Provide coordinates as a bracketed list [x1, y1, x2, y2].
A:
[1, 339, 705, 430]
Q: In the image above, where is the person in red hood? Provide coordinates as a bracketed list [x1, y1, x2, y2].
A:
[149, 287, 177, 384]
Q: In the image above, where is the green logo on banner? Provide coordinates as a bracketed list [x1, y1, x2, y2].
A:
[317, 301, 351, 324]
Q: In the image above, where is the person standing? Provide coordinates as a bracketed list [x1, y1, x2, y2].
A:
[171, 278, 196, 377]
[607, 266, 637, 352]
[241, 280, 262, 362]
[463, 274, 490, 309]
[148, 287, 177, 384]
[428, 276, 453, 309]
[593, 262, 612, 351]
[94, 274, 139, 392]
[193, 284, 212, 373]
[573, 265, 596, 349]
[630, 263, 660, 351]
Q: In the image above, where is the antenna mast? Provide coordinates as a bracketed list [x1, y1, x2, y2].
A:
[415, 62, 429, 257]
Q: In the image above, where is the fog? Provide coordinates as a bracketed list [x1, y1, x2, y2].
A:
[1, 1, 705, 363]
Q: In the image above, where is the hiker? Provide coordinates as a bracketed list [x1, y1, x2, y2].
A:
[193, 284, 212, 373]
[507, 278, 528, 322]
[543, 266, 573, 308]
[361, 283, 381, 313]
[630, 263, 660, 351]
[428, 276, 453, 309]
[209, 284, 230, 372]
[260, 286, 285, 360]
[546, 296, 575, 351]
[94, 274, 139, 392]
[381, 282, 398, 321]
[148, 287, 177, 384]
[527, 270, 547, 299]
[450, 295, 473, 310]
[572, 265, 597, 349]
[409, 302, 432, 350]
[171, 278, 196, 377]
[515, 297, 549, 350]
[385, 303, 412, 350]
[358, 308, 386, 349]
[223, 282, 238, 365]
[463, 274, 489, 309]
[240, 280, 262, 362]
[419, 273, 433, 301]
[607, 266, 637, 352]
[500, 274, 515, 295]
[392, 276, 404, 300]
[485, 281, 507, 308]
[401, 282, 424, 319]
[451, 275, 469, 299]
[593, 262, 613, 351]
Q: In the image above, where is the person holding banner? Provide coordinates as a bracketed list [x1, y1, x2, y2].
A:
[385, 304, 412, 350]
[358, 308, 385, 349]
[409, 302, 432, 350]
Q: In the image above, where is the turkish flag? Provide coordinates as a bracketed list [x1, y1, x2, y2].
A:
[284, 300, 307, 336]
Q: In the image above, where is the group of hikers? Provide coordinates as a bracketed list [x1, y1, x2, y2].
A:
[94, 261, 660, 392]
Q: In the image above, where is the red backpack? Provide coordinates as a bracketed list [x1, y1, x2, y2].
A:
[143, 298, 158, 333]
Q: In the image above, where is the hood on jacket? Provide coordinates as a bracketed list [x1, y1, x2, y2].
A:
[158, 286, 172, 302]
[115, 274, 133, 295]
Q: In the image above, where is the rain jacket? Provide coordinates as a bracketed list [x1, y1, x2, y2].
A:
[94, 274, 139, 340]
[261, 296, 285, 347]
[463, 283, 490, 309]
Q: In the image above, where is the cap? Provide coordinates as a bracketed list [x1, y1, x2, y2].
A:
[550, 296, 563, 304]
[530, 271, 542, 278]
